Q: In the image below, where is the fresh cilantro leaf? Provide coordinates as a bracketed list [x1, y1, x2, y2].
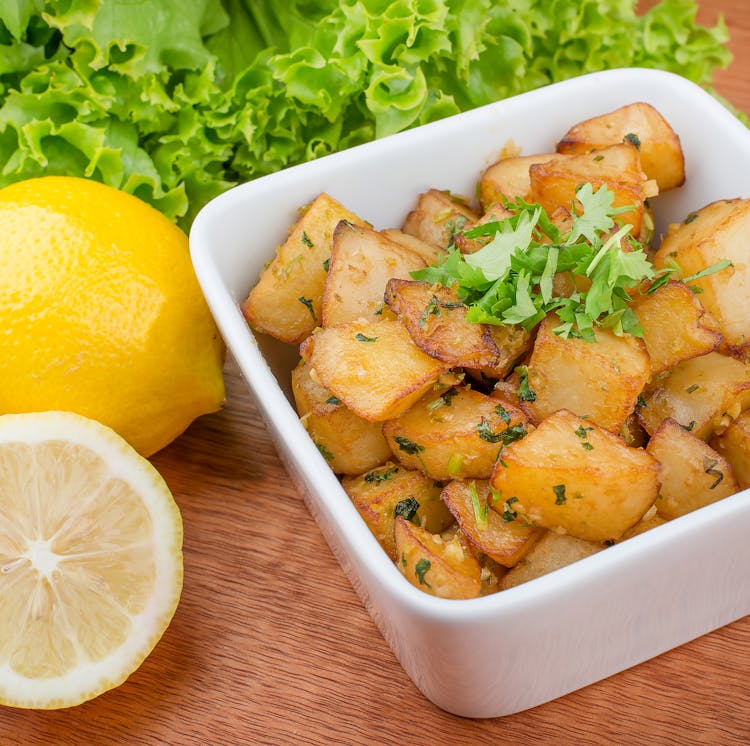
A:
[415, 558, 431, 587]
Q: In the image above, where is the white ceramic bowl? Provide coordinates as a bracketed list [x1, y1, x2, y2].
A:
[190, 68, 750, 718]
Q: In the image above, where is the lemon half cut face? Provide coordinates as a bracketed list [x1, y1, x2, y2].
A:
[0, 411, 183, 709]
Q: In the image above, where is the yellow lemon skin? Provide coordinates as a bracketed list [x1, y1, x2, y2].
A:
[0, 177, 225, 456]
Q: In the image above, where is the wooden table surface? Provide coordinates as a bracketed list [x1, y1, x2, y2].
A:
[4, 2, 750, 744]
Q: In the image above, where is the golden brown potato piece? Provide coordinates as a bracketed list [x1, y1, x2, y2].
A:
[321, 222, 426, 326]
[646, 418, 740, 520]
[490, 409, 659, 542]
[479, 153, 567, 209]
[637, 352, 750, 441]
[395, 516, 482, 599]
[300, 318, 449, 422]
[402, 189, 479, 248]
[243, 194, 366, 344]
[384, 279, 530, 379]
[529, 144, 657, 239]
[381, 228, 447, 266]
[499, 532, 602, 590]
[453, 202, 515, 254]
[653, 199, 750, 354]
[383, 386, 531, 480]
[342, 463, 454, 560]
[441, 480, 543, 567]
[618, 509, 667, 541]
[556, 102, 685, 191]
[291, 359, 390, 475]
[523, 314, 650, 433]
[710, 410, 750, 491]
[631, 281, 721, 377]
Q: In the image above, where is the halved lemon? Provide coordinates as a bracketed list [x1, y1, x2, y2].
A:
[0, 411, 183, 709]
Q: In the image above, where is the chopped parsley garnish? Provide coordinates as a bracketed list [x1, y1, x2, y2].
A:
[298, 296, 316, 321]
[501, 496, 519, 522]
[495, 404, 511, 423]
[365, 466, 399, 484]
[401, 553, 407, 567]
[443, 214, 469, 241]
[415, 558, 432, 587]
[477, 418, 527, 444]
[411, 184, 655, 341]
[575, 424, 594, 450]
[393, 436, 424, 455]
[316, 442, 334, 461]
[684, 213, 699, 224]
[703, 457, 724, 489]
[419, 295, 441, 328]
[636, 394, 647, 408]
[355, 332, 378, 342]
[686, 384, 699, 394]
[301, 231, 314, 247]
[682, 420, 697, 432]
[427, 387, 458, 411]
[322, 257, 330, 272]
[516, 365, 536, 402]
[394, 497, 420, 521]
[325, 395, 341, 406]
[469, 483, 489, 531]
[624, 132, 641, 150]
[553, 484, 567, 505]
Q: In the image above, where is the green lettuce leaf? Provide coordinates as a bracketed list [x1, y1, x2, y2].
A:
[0, 0, 741, 227]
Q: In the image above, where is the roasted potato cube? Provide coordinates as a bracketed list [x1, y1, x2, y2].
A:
[490, 409, 660, 542]
[395, 516, 482, 598]
[242, 193, 365, 344]
[381, 228, 447, 266]
[556, 102, 685, 191]
[322, 222, 425, 326]
[499, 532, 602, 590]
[653, 198, 750, 354]
[343, 463, 453, 560]
[402, 189, 479, 248]
[291, 359, 390, 474]
[300, 318, 448, 421]
[441, 480, 543, 567]
[479, 153, 567, 209]
[637, 352, 750, 440]
[384, 279, 530, 379]
[523, 314, 650, 433]
[631, 281, 721, 377]
[529, 144, 657, 239]
[454, 202, 515, 254]
[710, 410, 750, 491]
[646, 418, 740, 520]
[383, 386, 531, 480]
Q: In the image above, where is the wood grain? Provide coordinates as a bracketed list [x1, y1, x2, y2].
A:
[3, 1, 749, 743]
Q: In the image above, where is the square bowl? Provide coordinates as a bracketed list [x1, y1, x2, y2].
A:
[189, 68, 750, 718]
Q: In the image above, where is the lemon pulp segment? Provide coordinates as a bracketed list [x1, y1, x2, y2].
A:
[0, 412, 183, 709]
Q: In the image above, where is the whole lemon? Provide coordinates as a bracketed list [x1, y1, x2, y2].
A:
[0, 176, 225, 456]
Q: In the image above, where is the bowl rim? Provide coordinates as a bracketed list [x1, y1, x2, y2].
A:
[190, 66, 750, 623]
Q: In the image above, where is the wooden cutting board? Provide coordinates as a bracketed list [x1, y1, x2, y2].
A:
[4, 1, 750, 743]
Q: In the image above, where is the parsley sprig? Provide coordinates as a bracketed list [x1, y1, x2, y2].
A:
[412, 184, 653, 342]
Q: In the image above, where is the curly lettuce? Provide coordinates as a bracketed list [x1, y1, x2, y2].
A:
[0, 0, 738, 227]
